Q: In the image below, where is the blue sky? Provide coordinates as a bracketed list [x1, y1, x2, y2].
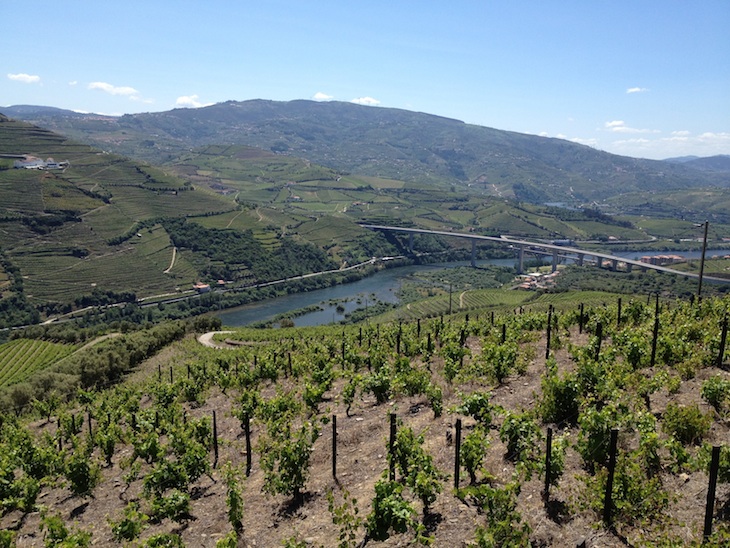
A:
[2, 0, 728, 160]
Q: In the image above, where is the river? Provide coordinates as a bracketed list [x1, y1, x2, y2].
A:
[216, 249, 728, 328]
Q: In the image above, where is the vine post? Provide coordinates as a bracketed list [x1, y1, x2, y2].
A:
[332, 414, 337, 479]
[650, 294, 660, 368]
[579, 303, 584, 333]
[603, 428, 619, 526]
[245, 415, 252, 477]
[213, 410, 219, 468]
[703, 445, 721, 540]
[544, 427, 553, 504]
[717, 315, 728, 368]
[389, 413, 397, 481]
[454, 418, 462, 489]
[546, 305, 553, 360]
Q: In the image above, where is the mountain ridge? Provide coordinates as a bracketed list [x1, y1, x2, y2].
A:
[4, 99, 728, 205]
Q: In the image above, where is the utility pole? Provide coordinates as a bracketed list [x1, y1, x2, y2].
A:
[448, 282, 453, 315]
[697, 220, 709, 301]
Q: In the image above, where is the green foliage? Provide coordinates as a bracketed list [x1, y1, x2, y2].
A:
[477, 340, 521, 384]
[580, 453, 671, 527]
[149, 489, 191, 523]
[425, 383, 443, 418]
[143, 533, 185, 547]
[662, 402, 711, 445]
[259, 419, 320, 500]
[698, 444, 730, 483]
[109, 502, 148, 542]
[0, 530, 15, 548]
[223, 462, 245, 532]
[40, 513, 92, 547]
[64, 443, 100, 497]
[539, 361, 580, 425]
[576, 403, 624, 469]
[457, 483, 531, 547]
[363, 369, 391, 404]
[701, 375, 730, 412]
[391, 425, 445, 513]
[460, 426, 490, 484]
[365, 479, 417, 542]
[327, 488, 363, 548]
[455, 392, 496, 428]
[499, 411, 542, 469]
[215, 531, 239, 548]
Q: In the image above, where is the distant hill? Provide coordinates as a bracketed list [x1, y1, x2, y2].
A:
[664, 154, 730, 173]
[4, 100, 728, 205]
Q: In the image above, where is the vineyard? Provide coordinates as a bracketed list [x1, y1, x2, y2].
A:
[0, 339, 76, 388]
[1, 295, 730, 547]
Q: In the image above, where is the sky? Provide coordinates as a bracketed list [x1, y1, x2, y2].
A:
[2, 1, 729, 160]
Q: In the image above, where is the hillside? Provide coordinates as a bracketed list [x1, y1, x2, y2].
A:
[0, 117, 350, 327]
[4, 101, 728, 205]
[0, 295, 729, 546]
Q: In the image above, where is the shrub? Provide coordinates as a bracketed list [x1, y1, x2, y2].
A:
[460, 426, 490, 484]
[499, 411, 542, 467]
[539, 369, 580, 425]
[456, 392, 496, 427]
[701, 375, 730, 412]
[365, 479, 417, 542]
[457, 483, 531, 547]
[662, 402, 711, 445]
[109, 502, 148, 542]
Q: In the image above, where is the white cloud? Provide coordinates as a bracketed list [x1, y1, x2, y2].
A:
[175, 95, 213, 108]
[312, 92, 334, 101]
[8, 73, 40, 84]
[88, 81, 138, 96]
[69, 81, 78, 86]
[626, 87, 649, 94]
[351, 96, 380, 106]
[605, 131, 730, 159]
[604, 120, 659, 134]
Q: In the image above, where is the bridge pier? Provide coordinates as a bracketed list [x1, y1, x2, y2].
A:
[626, 263, 633, 273]
[577, 253, 584, 266]
[551, 249, 558, 273]
[471, 240, 476, 267]
[408, 233, 414, 254]
[611, 259, 618, 271]
[517, 245, 525, 274]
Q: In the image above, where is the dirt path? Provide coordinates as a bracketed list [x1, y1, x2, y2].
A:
[225, 209, 244, 229]
[197, 331, 234, 348]
[163, 246, 177, 274]
[459, 290, 468, 308]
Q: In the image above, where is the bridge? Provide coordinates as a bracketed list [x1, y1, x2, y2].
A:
[360, 224, 730, 284]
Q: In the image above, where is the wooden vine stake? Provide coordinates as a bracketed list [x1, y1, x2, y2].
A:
[544, 427, 553, 504]
[594, 322, 603, 361]
[650, 294, 660, 368]
[703, 445, 721, 541]
[244, 415, 252, 477]
[579, 303, 584, 334]
[454, 418, 462, 489]
[603, 428, 619, 526]
[212, 410, 219, 469]
[389, 413, 397, 481]
[332, 415, 337, 479]
[546, 305, 553, 360]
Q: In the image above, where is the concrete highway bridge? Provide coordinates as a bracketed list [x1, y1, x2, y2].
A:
[361, 224, 730, 284]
